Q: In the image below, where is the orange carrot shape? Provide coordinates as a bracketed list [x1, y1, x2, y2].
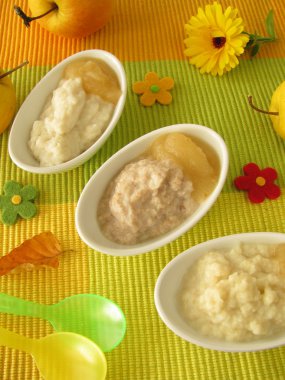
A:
[0, 232, 62, 276]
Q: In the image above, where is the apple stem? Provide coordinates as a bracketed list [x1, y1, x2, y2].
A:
[14, 5, 58, 27]
[247, 95, 279, 116]
[0, 61, 29, 80]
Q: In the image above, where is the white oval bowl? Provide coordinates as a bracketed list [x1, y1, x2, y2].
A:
[154, 232, 285, 352]
[8, 50, 127, 174]
[75, 124, 229, 256]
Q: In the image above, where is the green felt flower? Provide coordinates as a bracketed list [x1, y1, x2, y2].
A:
[0, 181, 38, 225]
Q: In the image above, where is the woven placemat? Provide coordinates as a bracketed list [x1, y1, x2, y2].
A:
[0, 0, 285, 379]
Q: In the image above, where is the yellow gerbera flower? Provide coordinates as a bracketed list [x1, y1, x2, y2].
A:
[184, 2, 249, 76]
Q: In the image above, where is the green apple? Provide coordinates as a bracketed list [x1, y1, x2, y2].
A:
[15, 0, 113, 38]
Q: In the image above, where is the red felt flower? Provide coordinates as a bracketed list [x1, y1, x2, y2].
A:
[234, 163, 281, 203]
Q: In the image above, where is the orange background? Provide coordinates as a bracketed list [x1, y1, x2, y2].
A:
[1, 0, 284, 67]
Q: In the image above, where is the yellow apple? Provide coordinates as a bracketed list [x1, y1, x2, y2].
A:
[0, 74, 16, 135]
[268, 81, 285, 139]
[15, 0, 113, 38]
[0, 62, 28, 135]
[248, 89, 284, 140]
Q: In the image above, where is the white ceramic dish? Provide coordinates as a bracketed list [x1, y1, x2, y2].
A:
[8, 50, 127, 174]
[154, 232, 285, 352]
[75, 123, 229, 256]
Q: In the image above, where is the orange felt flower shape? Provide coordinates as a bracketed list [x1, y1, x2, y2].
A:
[234, 163, 281, 203]
[132, 72, 174, 106]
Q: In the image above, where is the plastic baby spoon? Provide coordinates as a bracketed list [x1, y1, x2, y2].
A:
[0, 293, 126, 352]
[0, 327, 107, 380]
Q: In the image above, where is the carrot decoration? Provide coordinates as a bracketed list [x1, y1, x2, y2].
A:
[0, 231, 62, 276]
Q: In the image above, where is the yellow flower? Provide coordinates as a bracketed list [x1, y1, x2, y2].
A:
[184, 2, 249, 76]
[132, 72, 174, 106]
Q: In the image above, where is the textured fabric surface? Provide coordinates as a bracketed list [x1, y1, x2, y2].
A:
[0, 0, 285, 379]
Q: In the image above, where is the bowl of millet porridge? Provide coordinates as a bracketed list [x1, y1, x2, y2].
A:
[154, 232, 285, 352]
[8, 49, 127, 174]
[75, 124, 229, 256]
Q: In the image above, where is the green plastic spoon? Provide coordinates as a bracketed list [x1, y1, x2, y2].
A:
[0, 327, 107, 380]
[0, 293, 126, 352]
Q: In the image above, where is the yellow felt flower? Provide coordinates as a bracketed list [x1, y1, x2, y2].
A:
[184, 2, 249, 76]
[132, 72, 174, 106]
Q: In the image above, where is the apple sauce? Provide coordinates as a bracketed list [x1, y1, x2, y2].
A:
[97, 133, 219, 245]
[29, 58, 121, 166]
[63, 58, 121, 104]
[145, 132, 220, 203]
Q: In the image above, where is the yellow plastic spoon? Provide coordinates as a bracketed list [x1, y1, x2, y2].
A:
[0, 293, 126, 352]
[0, 327, 107, 380]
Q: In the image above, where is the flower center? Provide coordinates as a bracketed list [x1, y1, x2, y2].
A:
[256, 176, 266, 187]
[150, 84, 160, 93]
[213, 36, 226, 49]
[11, 195, 22, 205]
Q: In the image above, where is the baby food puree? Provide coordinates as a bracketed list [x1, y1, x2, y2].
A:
[180, 243, 285, 342]
[29, 58, 121, 166]
[98, 133, 219, 244]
